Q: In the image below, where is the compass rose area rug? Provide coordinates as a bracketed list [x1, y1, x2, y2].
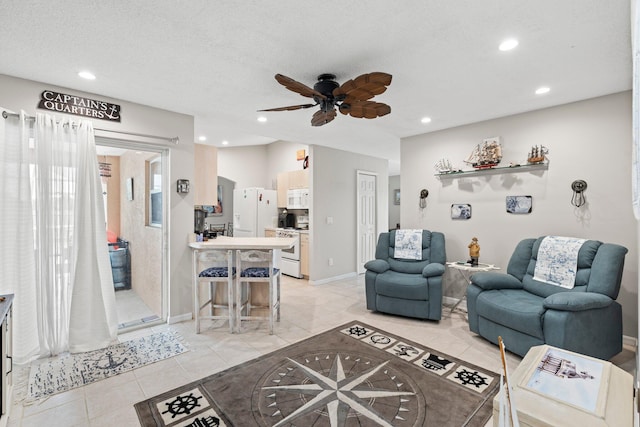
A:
[135, 322, 499, 427]
[27, 330, 187, 401]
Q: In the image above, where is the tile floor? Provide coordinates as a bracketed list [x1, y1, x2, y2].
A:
[115, 290, 160, 329]
[7, 274, 637, 426]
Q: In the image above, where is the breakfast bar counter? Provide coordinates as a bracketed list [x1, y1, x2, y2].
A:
[188, 236, 296, 251]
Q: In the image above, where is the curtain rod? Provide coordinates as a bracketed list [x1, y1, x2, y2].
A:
[2, 110, 179, 145]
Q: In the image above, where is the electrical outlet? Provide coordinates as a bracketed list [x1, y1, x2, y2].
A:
[326, 216, 333, 224]
[328, 258, 334, 266]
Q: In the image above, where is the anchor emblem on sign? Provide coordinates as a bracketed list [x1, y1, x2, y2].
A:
[104, 104, 121, 121]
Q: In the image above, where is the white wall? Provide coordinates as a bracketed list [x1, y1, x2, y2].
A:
[217, 145, 271, 189]
[266, 140, 309, 188]
[401, 91, 638, 337]
[217, 140, 309, 191]
[310, 145, 389, 282]
[389, 175, 401, 230]
[0, 74, 195, 323]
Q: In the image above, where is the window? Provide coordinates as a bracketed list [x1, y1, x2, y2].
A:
[148, 156, 162, 226]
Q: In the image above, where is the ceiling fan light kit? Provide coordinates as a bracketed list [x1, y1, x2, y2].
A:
[259, 72, 392, 126]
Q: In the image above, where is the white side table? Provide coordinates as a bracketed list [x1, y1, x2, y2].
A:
[445, 262, 499, 313]
[493, 344, 633, 426]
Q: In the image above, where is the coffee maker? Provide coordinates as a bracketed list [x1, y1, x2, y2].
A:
[278, 210, 288, 228]
[285, 213, 295, 228]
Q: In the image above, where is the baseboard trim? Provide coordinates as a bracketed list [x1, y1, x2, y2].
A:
[168, 312, 192, 324]
[309, 272, 358, 286]
[623, 334, 637, 349]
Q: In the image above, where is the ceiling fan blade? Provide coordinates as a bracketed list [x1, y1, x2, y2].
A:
[311, 108, 337, 126]
[339, 101, 391, 119]
[275, 74, 327, 99]
[333, 72, 392, 102]
[258, 103, 317, 112]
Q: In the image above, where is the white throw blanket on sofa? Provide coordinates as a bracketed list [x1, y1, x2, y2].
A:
[533, 236, 586, 288]
[394, 229, 423, 260]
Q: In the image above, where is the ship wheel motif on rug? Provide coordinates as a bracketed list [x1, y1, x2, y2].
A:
[253, 351, 425, 426]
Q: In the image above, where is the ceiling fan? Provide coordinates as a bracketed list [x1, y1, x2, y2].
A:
[258, 72, 392, 126]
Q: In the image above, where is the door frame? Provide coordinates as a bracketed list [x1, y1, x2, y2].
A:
[356, 170, 378, 274]
[96, 136, 170, 327]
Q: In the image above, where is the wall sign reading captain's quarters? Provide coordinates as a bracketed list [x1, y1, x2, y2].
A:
[37, 90, 121, 122]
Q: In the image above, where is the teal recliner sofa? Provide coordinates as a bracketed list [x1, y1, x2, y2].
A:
[364, 230, 446, 321]
[467, 237, 627, 360]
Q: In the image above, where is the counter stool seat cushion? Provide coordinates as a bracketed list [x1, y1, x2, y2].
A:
[199, 267, 236, 278]
[240, 267, 280, 278]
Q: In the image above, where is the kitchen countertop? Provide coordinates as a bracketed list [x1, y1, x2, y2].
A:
[265, 227, 309, 233]
[189, 236, 296, 250]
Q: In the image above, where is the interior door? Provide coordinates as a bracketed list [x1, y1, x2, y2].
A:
[357, 172, 377, 274]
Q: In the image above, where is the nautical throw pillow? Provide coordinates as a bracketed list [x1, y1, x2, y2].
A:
[533, 236, 586, 288]
[394, 229, 423, 260]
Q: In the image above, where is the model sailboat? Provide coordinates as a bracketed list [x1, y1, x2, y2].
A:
[465, 139, 502, 169]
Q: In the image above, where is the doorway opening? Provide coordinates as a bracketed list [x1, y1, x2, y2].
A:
[96, 137, 168, 332]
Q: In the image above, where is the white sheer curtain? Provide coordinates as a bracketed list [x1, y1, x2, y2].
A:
[0, 110, 117, 361]
[0, 111, 39, 363]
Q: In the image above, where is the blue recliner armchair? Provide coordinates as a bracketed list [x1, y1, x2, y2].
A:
[467, 237, 627, 360]
[364, 230, 446, 321]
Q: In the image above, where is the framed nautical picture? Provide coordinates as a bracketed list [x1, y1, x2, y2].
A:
[451, 203, 471, 220]
[522, 347, 607, 415]
[506, 195, 532, 214]
[393, 189, 400, 205]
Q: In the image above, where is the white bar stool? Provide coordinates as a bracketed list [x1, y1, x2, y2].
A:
[235, 249, 281, 334]
[193, 249, 235, 333]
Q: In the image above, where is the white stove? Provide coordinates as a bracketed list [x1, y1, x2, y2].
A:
[276, 229, 301, 278]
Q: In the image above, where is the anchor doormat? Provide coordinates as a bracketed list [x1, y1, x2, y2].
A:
[135, 321, 499, 427]
[27, 330, 187, 401]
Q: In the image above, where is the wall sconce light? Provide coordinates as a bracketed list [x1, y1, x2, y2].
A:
[177, 179, 190, 194]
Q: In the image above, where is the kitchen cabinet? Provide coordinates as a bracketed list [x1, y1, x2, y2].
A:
[276, 172, 289, 208]
[289, 169, 309, 189]
[193, 143, 217, 205]
[300, 232, 309, 277]
[277, 169, 309, 207]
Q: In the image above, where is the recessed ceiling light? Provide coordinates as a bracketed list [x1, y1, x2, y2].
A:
[421, 117, 432, 124]
[535, 86, 550, 95]
[499, 39, 519, 51]
[198, 136, 207, 142]
[221, 140, 229, 146]
[257, 116, 267, 123]
[78, 71, 96, 80]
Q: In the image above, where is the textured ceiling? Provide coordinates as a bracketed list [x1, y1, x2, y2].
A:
[0, 1, 632, 174]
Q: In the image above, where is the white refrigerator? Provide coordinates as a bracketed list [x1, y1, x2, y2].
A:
[233, 188, 278, 237]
